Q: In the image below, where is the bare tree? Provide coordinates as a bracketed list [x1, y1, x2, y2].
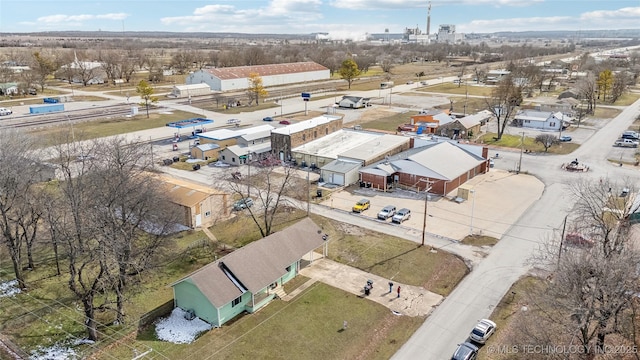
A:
[171, 50, 194, 75]
[535, 134, 559, 152]
[0, 130, 43, 290]
[577, 73, 598, 114]
[225, 155, 306, 237]
[484, 76, 522, 140]
[514, 179, 640, 357]
[87, 137, 180, 324]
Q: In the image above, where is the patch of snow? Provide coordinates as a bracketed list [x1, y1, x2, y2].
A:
[30, 343, 79, 360]
[155, 308, 212, 344]
[0, 279, 21, 297]
[212, 161, 231, 167]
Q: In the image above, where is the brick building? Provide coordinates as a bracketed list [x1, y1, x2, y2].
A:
[270, 115, 343, 162]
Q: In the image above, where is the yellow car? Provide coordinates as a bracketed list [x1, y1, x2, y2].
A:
[352, 199, 370, 213]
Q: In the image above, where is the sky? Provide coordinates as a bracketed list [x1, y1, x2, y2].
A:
[1, 0, 640, 40]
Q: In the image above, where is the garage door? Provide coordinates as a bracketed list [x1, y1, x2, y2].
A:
[331, 173, 344, 185]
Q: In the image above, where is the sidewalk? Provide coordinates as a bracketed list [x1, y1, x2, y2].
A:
[297, 258, 443, 317]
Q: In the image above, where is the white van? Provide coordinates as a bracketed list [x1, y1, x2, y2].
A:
[0, 108, 12, 116]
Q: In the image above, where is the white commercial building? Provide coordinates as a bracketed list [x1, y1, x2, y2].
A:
[186, 62, 330, 92]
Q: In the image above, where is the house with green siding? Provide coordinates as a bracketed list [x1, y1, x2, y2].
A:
[171, 217, 328, 327]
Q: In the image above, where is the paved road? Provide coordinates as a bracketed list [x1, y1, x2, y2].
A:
[393, 98, 640, 359]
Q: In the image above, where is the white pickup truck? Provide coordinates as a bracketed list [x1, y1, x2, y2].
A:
[614, 138, 639, 148]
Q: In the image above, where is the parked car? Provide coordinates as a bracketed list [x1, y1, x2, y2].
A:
[0, 107, 12, 116]
[392, 208, 411, 223]
[452, 342, 478, 360]
[279, 120, 291, 125]
[352, 199, 370, 213]
[469, 319, 497, 344]
[262, 116, 274, 122]
[622, 131, 640, 140]
[453, 79, 464, 84]
[406, 81, 414, 85]
[233, 198, 254, 211]
[559, 135, 572, 142]
[27, 88, 37, 95]
[565, 233, 595, 248]
[377, 205, 397, 220]
[614, 138, 639, 148]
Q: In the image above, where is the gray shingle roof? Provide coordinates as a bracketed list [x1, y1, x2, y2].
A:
[174, 218, 326, 308]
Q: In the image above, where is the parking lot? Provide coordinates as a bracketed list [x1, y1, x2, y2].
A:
[319, 169, 545, 242]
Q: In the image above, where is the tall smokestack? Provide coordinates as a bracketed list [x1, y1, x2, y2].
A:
[427, 1, 431, 35]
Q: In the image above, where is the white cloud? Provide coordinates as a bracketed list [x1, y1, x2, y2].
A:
[330, 0, 540, 10]
[36, 13, 129, 24]
[161, 1, 323, 31]
[580, 7, 640, 21]
[459, 6, 640, 33]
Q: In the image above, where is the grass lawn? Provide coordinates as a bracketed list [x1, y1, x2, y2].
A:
[419, 83, 494, 97]
[461, 234, 499, 247]
[611, 92, 640, 106]
[104, 283, 425, 360]
[362, 111, 418, 132]
[593, 106, 622, 119]
[478, 133, 579, 155]
[310, 215, 469, 296]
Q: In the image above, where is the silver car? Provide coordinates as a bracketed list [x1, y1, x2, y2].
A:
[377, 205, 396, 220]
[392, 208, 411, 223]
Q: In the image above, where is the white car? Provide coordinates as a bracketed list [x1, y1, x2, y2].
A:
[469, 319, 496, 344]
[0, 107, 12, 116]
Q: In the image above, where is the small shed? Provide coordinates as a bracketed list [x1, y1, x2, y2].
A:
[320, 159, 362, 186]
[338, 96, 370, 109]
[171, 83, 211, 98]
[191, 143, 220, 161]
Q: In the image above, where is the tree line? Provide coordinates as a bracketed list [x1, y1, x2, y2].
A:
[0, 131, 181, 341]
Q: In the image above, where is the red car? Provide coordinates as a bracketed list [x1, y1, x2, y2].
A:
[279, 120, 291, 125]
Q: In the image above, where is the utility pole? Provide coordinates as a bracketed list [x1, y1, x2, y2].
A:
[420, 179, 433, 247]
[558, 113, 563, 140]
[557, 215, 568, 266]
[247, 151, 251, 197]
[517, 131, 525, 174]
[307, 170, 310, 216]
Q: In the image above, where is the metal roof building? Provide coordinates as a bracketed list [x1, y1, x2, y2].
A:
[186, 61, 330, 92]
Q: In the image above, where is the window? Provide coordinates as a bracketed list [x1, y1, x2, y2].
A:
[232, 296, 241, 307]
[286, 266, 291, 272]
[222, 155, 226, 160]
[205, 211, 211, 217]
[314, 130, 317, 138]
[325, 128, 328, 135]
[232, 157, 236, 163]
[302, 134, 306, 141]
[549, 122, 556, 127]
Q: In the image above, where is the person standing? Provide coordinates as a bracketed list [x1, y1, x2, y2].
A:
[388, 282, 394, 293]
[397, 286, 401, 298]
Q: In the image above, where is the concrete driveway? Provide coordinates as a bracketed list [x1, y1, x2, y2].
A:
[297, 258, 443, 317]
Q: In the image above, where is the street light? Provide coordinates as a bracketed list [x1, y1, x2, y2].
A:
[469, 189, 476, 235]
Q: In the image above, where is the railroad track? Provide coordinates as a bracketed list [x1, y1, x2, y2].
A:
[0, 104, 160, 130]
